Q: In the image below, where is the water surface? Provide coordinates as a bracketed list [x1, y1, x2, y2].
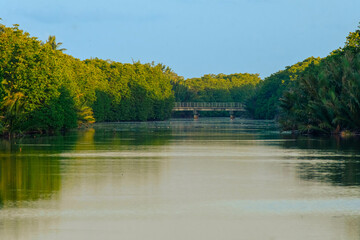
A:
[1, 118, 360, 240]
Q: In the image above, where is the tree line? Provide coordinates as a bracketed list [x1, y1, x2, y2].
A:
[0, 23, 174, 136]
[1, 20, 360, 135]
[247, 23, 360, 134]
[279, 26, 360, 134]
[171, 73, 260, 117]
[0, 21, 262, 133]
[172, 73, 260, 102]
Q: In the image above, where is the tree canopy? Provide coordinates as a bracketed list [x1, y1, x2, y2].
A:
[2, 20, 360, 136]
[246, 57, 321, 119]
[172, 73, 260, 103]
[0, 23, 174, 135]
[279, 26, 360, 134]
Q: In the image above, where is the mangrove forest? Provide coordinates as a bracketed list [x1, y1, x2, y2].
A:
[1, 21, 360, 135]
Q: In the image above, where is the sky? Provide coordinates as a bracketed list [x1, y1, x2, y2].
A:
[1, 0, 360, 79]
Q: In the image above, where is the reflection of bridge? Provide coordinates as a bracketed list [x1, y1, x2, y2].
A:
[172, 102, 245, 119]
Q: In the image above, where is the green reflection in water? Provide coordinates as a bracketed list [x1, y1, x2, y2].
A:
[1, 119, 360, 240]
[0, 125, 174, 208]
[90, 122, 173, 146]
[281, 135, 360, 186]
[0, 154, 61, 206]
[0, 134, 79, 208]
[68, 125, 173, 186]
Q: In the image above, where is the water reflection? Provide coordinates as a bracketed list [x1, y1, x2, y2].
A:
[0, 153, 61, 206]
[281, 136, 360, 186]
[297, 157, 360, 186]
[60, 126, 172, 199]
[0, 134, 79, 208]
[1, 119, 360, 240]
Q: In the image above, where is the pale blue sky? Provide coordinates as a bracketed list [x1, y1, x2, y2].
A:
[2, 0, 360, 79]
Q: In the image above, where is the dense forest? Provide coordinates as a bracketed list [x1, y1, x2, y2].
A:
[246, 57, 321, 119]
[1, 20, 360, 136]
[279, 26, 360, 134]
[0, 23, 174, 135]
[245, 23, 360, 135]
[171, 22, 360, 132]
[0, 21, 262, 134]
[172, 73, 260, 103]
[171, 73, 260, 117]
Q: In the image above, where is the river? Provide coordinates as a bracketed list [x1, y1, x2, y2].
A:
[1, 118, 360, 240]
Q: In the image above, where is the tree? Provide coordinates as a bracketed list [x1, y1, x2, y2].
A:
[247, 57, 321, 119]
[1, 90, 25, 134]
[46, 35, 66, 52]
[279, 26, 360, 134]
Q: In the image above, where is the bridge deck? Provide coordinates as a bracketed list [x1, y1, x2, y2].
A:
[173, 102, 245, 112]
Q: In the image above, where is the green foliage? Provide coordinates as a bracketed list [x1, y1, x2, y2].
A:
[345, 23, 360, 48]
[85, 59, 175, 122]
[280, 24, 360, 134]
[247, 57, 321, 119]
[0, 91, 26, 133]
[5, 19, 360, 136]
[92, 90, 112, 122]
[25, 88, 77, 132]
[172, 73, 260, 102]
[0, 23, 175, 135]
[45, 35, 66, 52]
[171, 73, 260, 117]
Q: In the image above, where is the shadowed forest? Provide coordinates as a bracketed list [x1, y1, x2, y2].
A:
[0, 21, 359, 135]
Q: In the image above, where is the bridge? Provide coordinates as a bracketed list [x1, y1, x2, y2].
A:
[173, 102, 245, 119]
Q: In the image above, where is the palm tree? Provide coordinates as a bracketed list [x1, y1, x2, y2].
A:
[1, 91, 26, 135]
[46, 35, 66, 52]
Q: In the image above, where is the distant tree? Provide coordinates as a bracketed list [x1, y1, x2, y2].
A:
[246, 57, 321, 119]
[46, 35, 66, 51]
[172, 73, 260, 103]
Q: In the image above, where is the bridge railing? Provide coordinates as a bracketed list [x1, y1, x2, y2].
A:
[174, 102, 243, 108]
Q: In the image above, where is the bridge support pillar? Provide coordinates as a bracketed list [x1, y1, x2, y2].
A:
[229, 111, 235, 120]
[193, 109, 199, 120]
